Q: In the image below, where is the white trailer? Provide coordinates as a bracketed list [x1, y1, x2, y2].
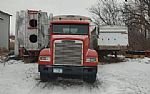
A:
[91, 25, 128, 58]
[98, 26, 128, 50]
[15, 10, 49, 62]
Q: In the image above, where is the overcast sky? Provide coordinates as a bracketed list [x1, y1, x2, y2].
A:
[0, 0, 124, 35]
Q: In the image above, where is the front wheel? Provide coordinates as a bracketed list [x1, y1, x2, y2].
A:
[40, 72, 57, 82]
[40, 72, 49, 82]
[83, 74, 97, 83]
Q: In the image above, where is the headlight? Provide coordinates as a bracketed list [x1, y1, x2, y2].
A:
[86, 57, 98, 62]
[39, 56, 50, 62]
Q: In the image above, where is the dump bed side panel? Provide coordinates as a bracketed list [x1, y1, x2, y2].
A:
[97, 26, 128, 50]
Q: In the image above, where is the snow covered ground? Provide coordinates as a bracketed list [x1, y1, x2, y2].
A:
[0, 57, 150, 94]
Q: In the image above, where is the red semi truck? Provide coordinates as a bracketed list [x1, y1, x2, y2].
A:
[38, 15, 98, 83]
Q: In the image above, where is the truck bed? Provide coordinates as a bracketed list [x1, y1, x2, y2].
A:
[97, 26, 128, 50]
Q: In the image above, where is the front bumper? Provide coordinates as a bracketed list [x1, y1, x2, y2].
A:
[38, 65, 97, 76]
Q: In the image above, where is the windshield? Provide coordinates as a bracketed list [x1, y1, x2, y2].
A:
[52, 24, 89, 35]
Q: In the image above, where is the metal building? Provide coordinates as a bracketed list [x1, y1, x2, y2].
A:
[0, 10, 11, 50]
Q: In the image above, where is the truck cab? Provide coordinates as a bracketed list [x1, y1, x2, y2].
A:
[38, 15, 98, 83]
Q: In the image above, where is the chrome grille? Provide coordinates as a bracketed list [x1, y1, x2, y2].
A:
[54, 40, 83, 65]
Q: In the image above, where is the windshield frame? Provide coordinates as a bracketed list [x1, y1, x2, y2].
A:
[51, 23, 89, 35]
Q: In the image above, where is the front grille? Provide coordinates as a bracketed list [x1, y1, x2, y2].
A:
[54, 40, 83, 65]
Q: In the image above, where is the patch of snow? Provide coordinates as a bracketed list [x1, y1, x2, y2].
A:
[0, 56, 6, 61]
[5, 60, 23, 65]
[127, 57, 150, 64]
[0, 58, 150, 94]
[99, 58, 150, 94]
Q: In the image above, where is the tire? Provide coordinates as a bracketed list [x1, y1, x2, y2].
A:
[83, 74, 97, 83]
[40, 72, 57, 82]
[40, 72, 49, 82]
[49, 74, 57, 80]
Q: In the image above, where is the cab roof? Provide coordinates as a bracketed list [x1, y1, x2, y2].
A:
[51, 20, 89, 25]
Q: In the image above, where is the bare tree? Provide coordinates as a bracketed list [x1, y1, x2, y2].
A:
[123, 0, 150, 50]
[89, 0, 150, 50]
[123, 0, 150, 37]
[89, 0, 124, 26]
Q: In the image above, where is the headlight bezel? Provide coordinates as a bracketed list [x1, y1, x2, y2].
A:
[86, 57, 98, 62]
[39, 56, 50, 62]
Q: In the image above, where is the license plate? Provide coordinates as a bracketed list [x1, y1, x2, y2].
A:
[53, 68, 63, 73]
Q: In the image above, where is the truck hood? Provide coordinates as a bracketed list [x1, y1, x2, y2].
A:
[51, 35, 89, 41]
